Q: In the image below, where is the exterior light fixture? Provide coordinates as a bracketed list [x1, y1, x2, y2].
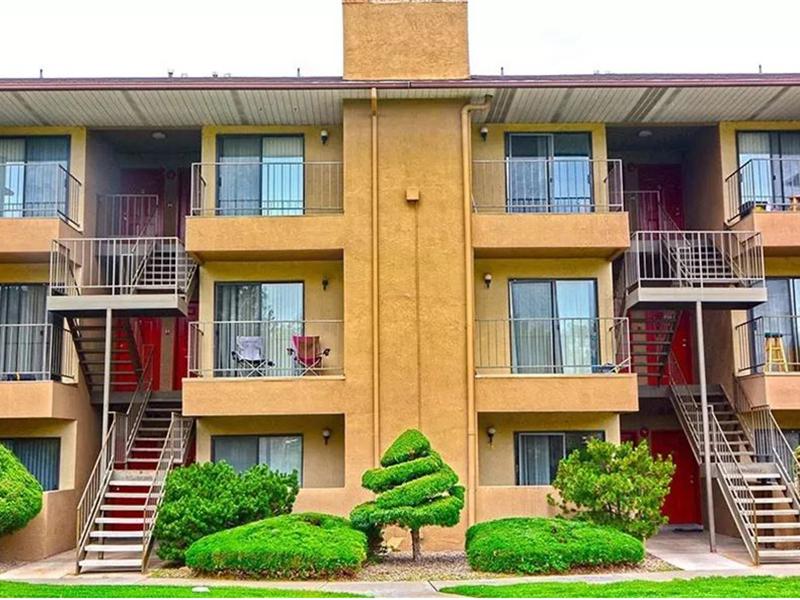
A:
[480, 126, 489, 142]
[322, 428, 332, 445]
[322, 276, 329, 291]
[486, 426, 496, 446]
[638, 129, 653, 138]
[151, 131, 167, 140]
[483, 273, 493, 289]
[320, 129, 330, 145]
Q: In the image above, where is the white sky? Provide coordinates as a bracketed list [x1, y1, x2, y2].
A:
[2, 0, 797, 78]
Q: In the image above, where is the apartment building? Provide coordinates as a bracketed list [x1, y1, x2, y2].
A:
[0, 0, 799, 572]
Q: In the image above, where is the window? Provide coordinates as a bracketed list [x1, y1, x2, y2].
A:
[212, 435, 303, 483]
[0, 284, 60, 379]
[217, 135, 304, 216]
[0, 137, 70, 218]
[214, 282, 304, 376]
[0, 438, 60, 491]
[505, 133, 592, 213]
[515, 431, 603, 486]
[737, 131, 800, 211]
[509, 279, 599, 374]
[749, 278, 800, 370]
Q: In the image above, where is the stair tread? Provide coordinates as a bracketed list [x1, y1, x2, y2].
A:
[79, 559, 142, 569]
[85, 544, 144, 553]
[89, 531, 144, 538]
[95, 517, 146, 524]
[101, 504, 146, 511]
[756, 509, 800, 516]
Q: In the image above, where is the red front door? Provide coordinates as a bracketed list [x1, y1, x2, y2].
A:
[650, 430, 702, 525]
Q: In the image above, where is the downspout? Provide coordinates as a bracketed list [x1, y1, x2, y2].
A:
[371, 87, 381, 466]
[462, 95, 492, 526]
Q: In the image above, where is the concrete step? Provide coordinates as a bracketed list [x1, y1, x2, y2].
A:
[750, 522, 800, 530]
[732, 484, 787, 492]
[760, 549, 800, 560]
[758, 535, 800, 543]
[756, 509, 800, 517]
[85, 544, 144, 553]
[104, 492, 153, 499]
[79, 559, 142, 570]
[95, 517, 145, 525]
[100, 504, 145, 512]
[89, 531, 144, 539]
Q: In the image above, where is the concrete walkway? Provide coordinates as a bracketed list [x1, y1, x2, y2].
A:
[4, 531, 800, 597]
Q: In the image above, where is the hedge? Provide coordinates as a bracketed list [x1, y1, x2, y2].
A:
[0, 444, 42, 536]
[185, 513, 368, 579]
[465, 517, 645, 575]
[154, 462, 298, 564]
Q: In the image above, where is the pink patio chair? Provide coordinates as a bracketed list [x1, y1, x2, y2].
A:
[288, 335, 330, 375]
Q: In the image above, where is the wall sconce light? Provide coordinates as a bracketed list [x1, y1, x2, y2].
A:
[483, 273, 493, 289]
[486, 426, 496, 446]
[322, 276, 329, 291]
[320, 129, 330, 145]
[322, 428, 332, 445]
[480, 126, 489, 142]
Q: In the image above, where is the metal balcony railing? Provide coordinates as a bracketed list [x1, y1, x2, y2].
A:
[735, 315, 800, 375]
[623, 190, 682, 232]
[471, 158, 623, 214]
[474, 317, 630, 375]
[0, 323, 76, 382]
[726, 158, 800, 223]
[49, 237, 197, 298]
[624, 230, 764, 291]
[190, 161, 344, 216]
[96, 194, 162, 237]
[188, 319, 344, 378]
[0, 162, 81, 227]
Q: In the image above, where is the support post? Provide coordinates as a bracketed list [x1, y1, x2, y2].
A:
[696, 300, 717, 552]
[102, 308, 113, 437]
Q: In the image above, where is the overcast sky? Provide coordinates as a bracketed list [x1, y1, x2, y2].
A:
[3, 0, 797, 78]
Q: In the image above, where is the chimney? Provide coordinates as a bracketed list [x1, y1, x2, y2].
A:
[342, 0, 470, 81]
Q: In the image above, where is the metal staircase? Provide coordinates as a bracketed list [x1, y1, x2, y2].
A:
[628, 309, 682, 384]
[667, 355, 800, 564]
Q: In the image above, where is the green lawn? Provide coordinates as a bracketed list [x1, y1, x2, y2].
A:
[0, 581, 363, 598]
[441, 576, 800, 598]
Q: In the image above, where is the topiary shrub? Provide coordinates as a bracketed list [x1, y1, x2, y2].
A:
[350, 429, 463, 561]
[466, 517, 644, 575]
[154, 462, 298, 564]
[548, 439, 675, 540]
[185, 513, 367, 579]
[0, 444, 42, 535]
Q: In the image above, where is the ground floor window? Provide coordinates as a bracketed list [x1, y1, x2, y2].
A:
[211, 434, 303, 483]
[514, 431, 603, 485]
[0, 437, 60, 491]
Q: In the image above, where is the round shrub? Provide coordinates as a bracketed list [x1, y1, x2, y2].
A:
[466, 517, 644, 575]
[154, 462, 299, 564]
[185, 513, 367, 579]
[0, 444, 43, 535]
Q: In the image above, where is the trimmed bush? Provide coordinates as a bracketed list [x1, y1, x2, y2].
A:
[185, 513, 367, 579]
[154, 462, 298, 564]
[465, 517, 645, 575]
[548, 439, 675, 540]
[0, 444, 42, 535]
[350, 429, 463, 560]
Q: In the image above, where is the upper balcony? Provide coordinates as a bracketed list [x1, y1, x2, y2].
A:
[183, 318, 346, 416]
[470, 158, 629, 259]
[186, 161, 345, 261]
[726, 158, 800, 255]
[0, 162, 82, 262]
[473, 316, 637, 413]
[735, 315, 800, 411]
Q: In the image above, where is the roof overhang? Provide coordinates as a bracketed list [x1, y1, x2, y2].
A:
[1, 73, 799, 127]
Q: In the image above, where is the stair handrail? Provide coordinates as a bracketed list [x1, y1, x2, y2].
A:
[123, 345, 155, 457]
[75, 414, 123, 571]
[140, 414, 194, 572]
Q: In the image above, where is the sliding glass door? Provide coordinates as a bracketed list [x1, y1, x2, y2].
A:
[217, 135, 304, 216]
[506, 133, 592, 214]
[750, 278, 800, 370]
[0, 137, 70, 218]
[0, 284, 51, 378]
[214, 282, 304, 376]
[738, 131, 800, 211]
[509, 279, 598, 374]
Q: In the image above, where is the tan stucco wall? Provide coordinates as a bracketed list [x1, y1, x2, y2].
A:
[342, 0, 469, 80]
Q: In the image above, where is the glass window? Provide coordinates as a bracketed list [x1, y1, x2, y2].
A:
[505, 133, 592, 214]
[737, 131, 800, 211]
[0, 137, 70, 218]
[212, 434, 303, 483]
[509, 279, 598, 374]
[750, 278, 800, 370]
[214, 282, 304, 376]
[0, 438, 60, 491]
[515, 431, 603, 486]
[217, 135, 304, 216]
[0, 284, 53, 379]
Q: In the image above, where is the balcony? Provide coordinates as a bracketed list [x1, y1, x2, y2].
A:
[0, 162, 82, 262]
[186, 161, 345, 261]
[623, 230, 766, 309]
[471, 158, 629, 258]
[473, 317, 637, 413]
[726, 159, 800, 255]
[736, 315, 800, 410]
[47, 237, 198, 315]
[184, 319, 346, 416]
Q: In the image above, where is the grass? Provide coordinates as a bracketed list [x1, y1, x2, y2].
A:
[0, 581, 363, 598]
[441, 575, 800, 598]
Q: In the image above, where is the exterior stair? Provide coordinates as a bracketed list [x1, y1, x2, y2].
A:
[628, 309, 682, 384]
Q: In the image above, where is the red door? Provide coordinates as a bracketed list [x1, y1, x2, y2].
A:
[650, 430, 702, 525]
[137, 317, 162, 392]
[173, 301, 198, 390]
